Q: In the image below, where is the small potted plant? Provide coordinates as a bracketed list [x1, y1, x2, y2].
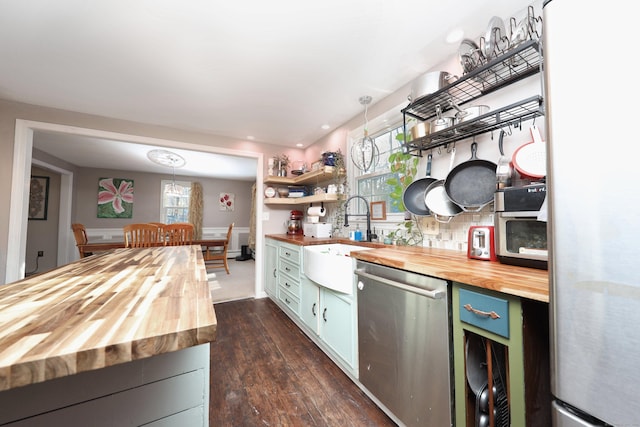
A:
[385, 217, 423, 246]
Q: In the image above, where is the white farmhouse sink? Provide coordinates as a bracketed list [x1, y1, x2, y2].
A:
[303, 244, 373, 295]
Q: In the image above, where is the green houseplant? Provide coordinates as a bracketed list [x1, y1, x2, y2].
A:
[386, 132, 419, 213]
[385, 218, 423, 246]
[325, 149, 348, 236]
[384, 132, 423, 246]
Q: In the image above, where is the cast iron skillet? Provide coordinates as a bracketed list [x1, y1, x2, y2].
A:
[402, 154, 437, 216]
[444, 142, 497, 212]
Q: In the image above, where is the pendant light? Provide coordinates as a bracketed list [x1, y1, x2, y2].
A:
[167, 165, 183, 196]
[147, 149, 186, 196]
[351, 95, 379, 172]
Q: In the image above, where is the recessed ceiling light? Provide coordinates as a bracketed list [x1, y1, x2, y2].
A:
[321, 124, 330, 130]
[446, 28, 464, 44]
[247, 135, 255, 140]
[296, 143, 304, 147]
[147, 149, 186, 167]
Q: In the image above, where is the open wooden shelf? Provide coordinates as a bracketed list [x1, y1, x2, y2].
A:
[264, 166, 339, 186]
[264, 166, 344, 206]
[264, 193, 344, 205]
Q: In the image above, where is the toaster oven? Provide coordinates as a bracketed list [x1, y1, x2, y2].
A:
[494, 184, 548, 269]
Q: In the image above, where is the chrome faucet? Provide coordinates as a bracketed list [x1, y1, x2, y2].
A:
[343, 195, 375, 242]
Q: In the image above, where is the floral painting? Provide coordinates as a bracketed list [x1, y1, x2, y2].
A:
[98, 178, 134, 218]
[219, 192, 234, 211]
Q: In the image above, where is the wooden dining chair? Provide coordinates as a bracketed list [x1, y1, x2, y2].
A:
[71, 223, 92, 258]
[164, 223, 194, 246]
[123, 223, 159, 248]
[205, 223, 234, 274]
[148, 222, 167, 244]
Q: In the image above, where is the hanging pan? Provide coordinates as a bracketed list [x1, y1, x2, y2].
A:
[424, 148, 463, 223]
[512, 125, 546, 180]
[496, 129, 514, 189]
[444, 142, 497, 212]
[403, 154, 437, 216]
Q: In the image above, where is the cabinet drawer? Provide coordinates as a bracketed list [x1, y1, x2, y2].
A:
[278, 287, 300, 313]
[279, 258, 300, 278]
[278, 273, 300, 296]
[458, 288, 510, 338]
[279, 243, 301, 264]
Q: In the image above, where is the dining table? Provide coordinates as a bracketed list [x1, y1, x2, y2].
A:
[78, 238, 228, 261]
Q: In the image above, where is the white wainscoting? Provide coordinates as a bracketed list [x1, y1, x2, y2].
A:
[80, 226, 249, 258]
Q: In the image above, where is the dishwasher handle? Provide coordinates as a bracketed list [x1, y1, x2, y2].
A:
[355, 269, 445, 300]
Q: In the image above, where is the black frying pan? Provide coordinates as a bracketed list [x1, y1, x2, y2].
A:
[444, 142, 497, 212]
[402, 154, 437, 216]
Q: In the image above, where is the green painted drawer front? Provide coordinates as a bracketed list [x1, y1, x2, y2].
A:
[279, 258, 300, 279]
[459, 288, 510, 338]
[279, 243, 301, 264]
[278, 286, 300, 314]
[278, 273, 300, 296]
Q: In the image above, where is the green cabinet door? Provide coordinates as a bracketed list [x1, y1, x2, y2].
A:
[300, 277, 320, 333]
[264, 239, 278, 297]
[320, 289, 356, 370]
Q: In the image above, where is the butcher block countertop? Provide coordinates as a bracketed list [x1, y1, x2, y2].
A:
[267, 234, 549, 303]
[0, 245, 217, 391]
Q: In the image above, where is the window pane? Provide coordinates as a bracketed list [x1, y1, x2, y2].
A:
[353, 124, 405, 213]
[161, 180, 191, 223]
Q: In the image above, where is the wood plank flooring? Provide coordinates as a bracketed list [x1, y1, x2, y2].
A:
[209, 297, 397, 426]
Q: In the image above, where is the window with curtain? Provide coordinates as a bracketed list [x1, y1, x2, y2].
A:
[160, 179, 191, 223]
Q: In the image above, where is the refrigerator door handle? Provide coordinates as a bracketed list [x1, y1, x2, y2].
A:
[552, 400, 607, 427]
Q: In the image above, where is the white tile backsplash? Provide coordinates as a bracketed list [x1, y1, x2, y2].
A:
[420, 209, 494, 253]
[323, 202, 494, 252]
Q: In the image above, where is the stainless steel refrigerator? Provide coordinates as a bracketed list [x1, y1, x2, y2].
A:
[544, 0, 640, 425]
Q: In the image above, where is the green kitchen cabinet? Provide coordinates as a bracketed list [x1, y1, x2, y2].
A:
[277, 241, 302, 316]
[300, 276, 320, 331]
[319, 285, 356, 371]
[452, 282, 550, 427]
[264, 238, 278, 297]
[299, 275, 357, 375]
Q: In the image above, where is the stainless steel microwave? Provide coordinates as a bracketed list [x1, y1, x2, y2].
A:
[495, 211, 548, 269]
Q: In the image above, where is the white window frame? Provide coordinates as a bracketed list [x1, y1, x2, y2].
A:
[160, 179, 191, 224]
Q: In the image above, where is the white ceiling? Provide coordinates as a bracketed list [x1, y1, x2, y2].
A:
[1, 0, 535, 178]
[32, 130, 259, 180]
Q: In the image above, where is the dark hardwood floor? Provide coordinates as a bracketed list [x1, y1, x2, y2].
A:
[209, 297, 397, 426]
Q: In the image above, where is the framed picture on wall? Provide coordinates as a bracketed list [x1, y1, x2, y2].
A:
[28, 176, 49, 220]
[370, 201, 386, 220]
[97, 177, 134, 218]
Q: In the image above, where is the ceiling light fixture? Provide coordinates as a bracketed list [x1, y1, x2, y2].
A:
[147, 149, 186, 168]
[147, 149, 186, 196]
[351, 95, 379, 172]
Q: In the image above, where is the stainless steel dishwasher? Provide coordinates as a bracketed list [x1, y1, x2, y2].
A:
[355, 260, 452, 427]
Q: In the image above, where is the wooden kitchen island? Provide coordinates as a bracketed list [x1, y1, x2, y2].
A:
[0, 245, 217, 426]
